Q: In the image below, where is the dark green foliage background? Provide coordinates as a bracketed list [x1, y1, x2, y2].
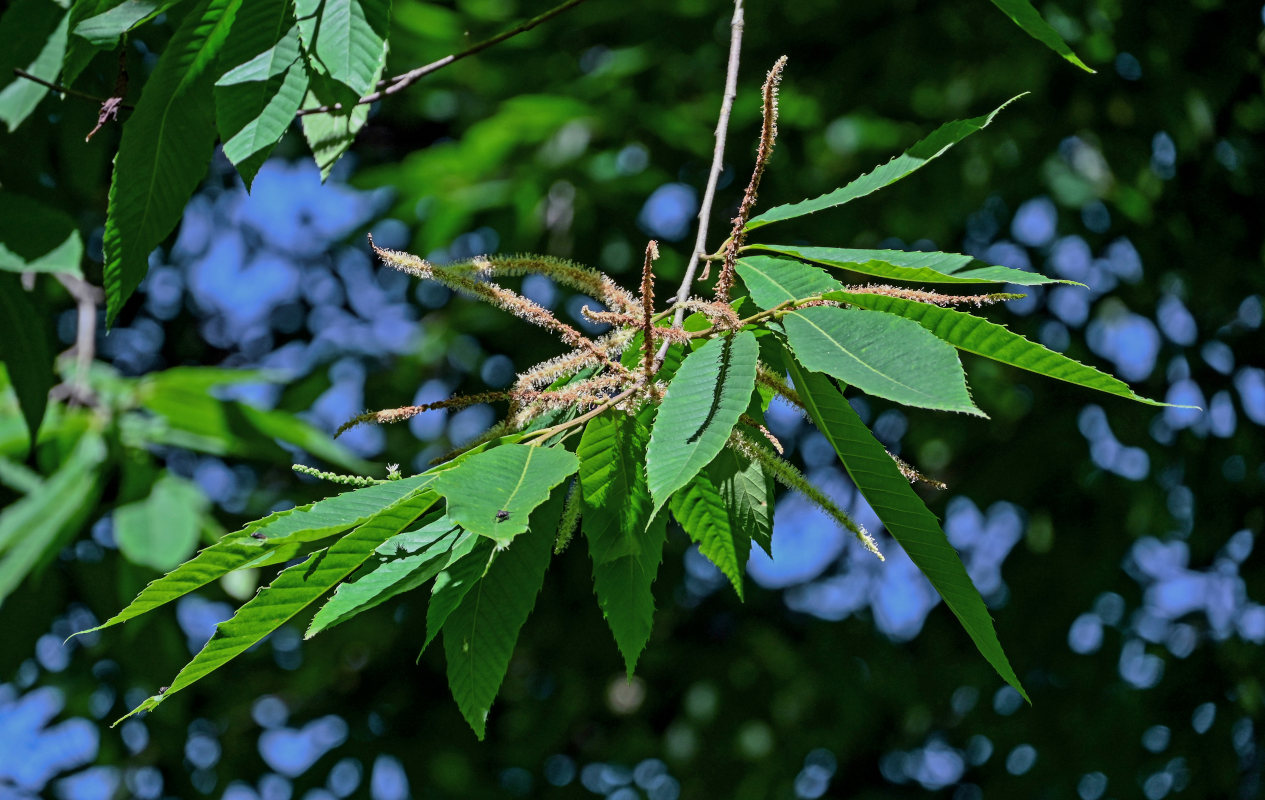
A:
[0, 0, 1262, 797]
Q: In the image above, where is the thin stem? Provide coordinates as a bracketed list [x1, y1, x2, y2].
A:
[297, 0, 593, 116]
[54, 274, 102, 406]
[11, 68, 134, 108]
[655, 0, 744, 361]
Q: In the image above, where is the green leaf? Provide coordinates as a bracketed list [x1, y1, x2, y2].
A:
[0, 0, 70, 132]
[102, 0, 243, 324]
[0, 275, 54, 447]
[62, 0, 114, 84]
[714, 446, 773, 558]
[138, 370, 373, 473]
[74, 0, 185, 45]
[299, 69, 374, 180]
[121, 487, 439, 721]
[578, 412, 652, 563]
[784, 306, 983, 416]
[783, 354, 1027, 700]
[735, 255, 843, 310]
[579, 411, 666, 674]
[421, 535, 496, 655]
[293, 0, 389, 96]
[827, 291, 1172, 406]
[745, 97, 1023, 231]
[114, 472, 210, 572]
[646, 330, 759, 514]
[307, 514, 478, 637]
[433, 443, 579, 544]
[77, 474, 435, 636]
[0, 433, 106, 607]
[214, 0, 308, 188]
[669, 456, 750, 599]
[0, 192, 84, 275]
[987, 0, 1094, 73]
[745, 245, 1081, 287]
[443, 487, 562, 739]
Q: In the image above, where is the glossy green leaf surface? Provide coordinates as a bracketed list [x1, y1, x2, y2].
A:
[102, 0, 243, 324]
[113, 472, 209, 572]
[669, 456, 750, 599]
[214, 0, 308, 187]
[735, 255, 843, 310]
[746, 244, 1081, 287]
[987, 0, 1094, 72]
[293, 0, 389, 95]
[74, 0, 184, 44]
[647, 330, 759, 514]
[443, 488, 562, 739]
[828, 291, 1172, 406]
[122, 488, 439, 721]
[433, 443, 579, 543]
[783, 355, 1027, 700]
[745, 97, 1022, 231]
[579, 410, 665, 674]
[80, 474, 435, 636]
[307, 514, 477, 637]
[783, 306, 983, 416]
[421, 536, 496, 655]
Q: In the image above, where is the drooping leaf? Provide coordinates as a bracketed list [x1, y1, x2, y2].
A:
[714, 445, 773, 558]
[101, 0, 244, 324]
[0, 0, 70, 132]
[746, 244, 1081, 287]
[783, 306, 983, 416]
[783, 353, 1027, 700]
[214, 0, 308, 187]
[735, 255, 843, 310]
[0, 433, 106, 607]
[61, 0, 114, 84]
[293, 0, 389, 96]
[669, 456, 750, 599]
[646, 330, 759, 514]
[579, 411, 666, 674]
[826, 291, 1174, 406]
[745, 97, 1022, 231]
[114, 472, 209, 572]
[0, 192, 85, 275]
[73, 0, 185, 45]
[0, 275, 54, 447]
[442, 487, 562, 739]
[578, 412, 651, 563]
[433, 443, 579, 544]
[421, 536, 496, 655]
[298, 68, 375, 180]
[987, 0, 1094, 73]
[120, 488, 439, 721]
[307, 514, 478, 637]
[77, 474, 435, 636]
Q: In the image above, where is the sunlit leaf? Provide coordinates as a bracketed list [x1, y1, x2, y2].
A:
[0, 192, 84, 276]
[746, 96, 1022, 231]
[783, 354, 1027, 700]
[735, 255, 843, 310]
[102, 0, 244, 324]
[827, 291, 1173, 406]
[669, 456, 750, 599]
[121, 487, 439, 721]
[307, 514, 478, 637]
[987, 0, 1094, 73]
[78, 474, 436, 636]
[0, 0, 69, 132]
[114, 472, 209, 572]
[646, 330, 759, 514]
[74, 0, 185, 44]
[746, 244, 1081, 287]
[421, 535, 495, 655]
[433, 443, 579, 544]
[443, 488, 563, 739]
[783, 306, 983, 416]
